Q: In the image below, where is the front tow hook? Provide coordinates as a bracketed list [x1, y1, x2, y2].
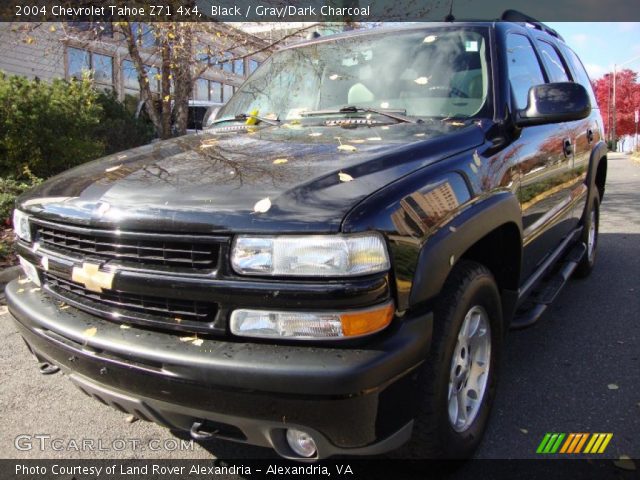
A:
[38, 362, 60, 375]
[190, 421, 218, 441]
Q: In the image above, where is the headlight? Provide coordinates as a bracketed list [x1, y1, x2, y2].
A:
[231, 233, 390, 277]
[230, 302, 394, 340]
[12, 209, 31, 242]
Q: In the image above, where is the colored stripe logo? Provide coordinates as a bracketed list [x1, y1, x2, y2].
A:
[537, 433, 613, 454]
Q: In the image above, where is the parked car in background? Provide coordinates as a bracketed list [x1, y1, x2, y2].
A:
[186, 100, 224, 134]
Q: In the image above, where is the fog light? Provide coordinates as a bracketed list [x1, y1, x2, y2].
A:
[286, 429, 317, 458]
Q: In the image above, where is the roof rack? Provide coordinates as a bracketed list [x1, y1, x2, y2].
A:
[500, 10, 564, 42]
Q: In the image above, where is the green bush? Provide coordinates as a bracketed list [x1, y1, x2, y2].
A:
[0, 73, 155, 181]
[0, 72, 103, 179]
[94, 91, 155, 156]
[0, 167, 42, 222]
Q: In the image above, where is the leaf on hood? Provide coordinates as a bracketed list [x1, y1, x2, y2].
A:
[613, 456, 636, 471]
[199, 140, 218, 149]
[273, 158, 288, 165]
[339, 172, 354, 182]
[338, 144, 357, 153]
[253, 197, 272, 213]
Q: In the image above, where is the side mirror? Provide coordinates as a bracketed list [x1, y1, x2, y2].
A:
[515, 82, 591, 127]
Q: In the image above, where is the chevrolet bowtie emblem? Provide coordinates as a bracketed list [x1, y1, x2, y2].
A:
[71, 262, 114, 293]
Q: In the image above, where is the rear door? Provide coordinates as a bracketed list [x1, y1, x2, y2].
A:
[558, 44, 603, 223]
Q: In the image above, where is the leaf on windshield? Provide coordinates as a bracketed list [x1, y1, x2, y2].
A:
[339, 172, 354, 182]
[338, 144, 357, 153]
[273, 158, 288, 165]
[253, 197, 272, 213]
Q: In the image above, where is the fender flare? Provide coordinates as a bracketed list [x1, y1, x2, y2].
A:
[585, 140, 608, 197]
[409, 192, 523, 306]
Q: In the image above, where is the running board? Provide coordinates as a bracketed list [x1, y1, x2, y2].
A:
[510, 242, 586, 329]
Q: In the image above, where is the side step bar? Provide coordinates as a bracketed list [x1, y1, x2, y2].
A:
[511, 242, 586, 329]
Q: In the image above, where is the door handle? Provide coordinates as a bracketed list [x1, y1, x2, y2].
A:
[586, 129, 594, 143]
[563, 138, 573, 157]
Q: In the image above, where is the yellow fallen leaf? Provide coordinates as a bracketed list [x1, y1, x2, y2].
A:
[338, 144, 357, 153]
[613, 456, 636, 471]
[83, 327, 97, 337]
[338, 172, 354, 182]
[308, 132, 322, 137]
[180, 336, 196, 342]
[273, 158, 288, 165]
[192, 338, 203, 346]
[414, 77, 429, 85]
[120, 324, 131, 329]
[367, 137, 382, 141]
[105, 165, 122, 173]
[253, 197, 271, 213]
[163, 95, 171, 102]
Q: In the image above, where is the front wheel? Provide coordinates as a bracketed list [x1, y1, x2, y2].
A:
[394, 260, 503, 458]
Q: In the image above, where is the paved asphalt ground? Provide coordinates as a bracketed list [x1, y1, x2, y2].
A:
[0, 153, 638, 469]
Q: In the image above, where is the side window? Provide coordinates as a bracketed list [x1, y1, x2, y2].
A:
[560, 45, 598, 107]
[506, 34, 546, 109]
[536, 40, 570, 82]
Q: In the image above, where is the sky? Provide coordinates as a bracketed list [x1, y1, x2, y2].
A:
[546, 22, 640, 79]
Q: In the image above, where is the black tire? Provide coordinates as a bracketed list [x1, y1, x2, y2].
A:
[574, 190, 600, 278]
[392, 260, 503, 459]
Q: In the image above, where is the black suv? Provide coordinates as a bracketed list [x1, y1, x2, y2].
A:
[6, 17, 606, 460]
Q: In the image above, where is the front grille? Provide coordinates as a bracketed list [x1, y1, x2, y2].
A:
[34, 222, 219, 271]
[43, 271, 219, 334]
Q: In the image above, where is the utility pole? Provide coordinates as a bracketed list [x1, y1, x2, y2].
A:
[635, 108, 640, 152]
[611, 54, 640, 152]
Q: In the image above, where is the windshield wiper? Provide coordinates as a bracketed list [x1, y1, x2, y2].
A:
[211, 113, 280, 127]
[300, 105, 420, 124]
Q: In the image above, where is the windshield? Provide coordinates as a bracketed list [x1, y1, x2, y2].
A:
[219, 27, 491, 122]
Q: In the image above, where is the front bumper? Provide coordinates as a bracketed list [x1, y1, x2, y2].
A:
[6, 279, 432, 459]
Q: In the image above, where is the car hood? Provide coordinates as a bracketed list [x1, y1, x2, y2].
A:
[19, 122, 485, 233]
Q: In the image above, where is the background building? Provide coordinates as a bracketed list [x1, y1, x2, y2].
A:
[0, 22, 270, 107]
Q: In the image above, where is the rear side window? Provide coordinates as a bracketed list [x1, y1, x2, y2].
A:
[506, 34, 546, 109]
[559, 45, 598, 107]
[536, 40, 570, 82]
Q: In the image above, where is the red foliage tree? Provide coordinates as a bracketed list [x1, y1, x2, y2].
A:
[593, 69, 640, 139]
